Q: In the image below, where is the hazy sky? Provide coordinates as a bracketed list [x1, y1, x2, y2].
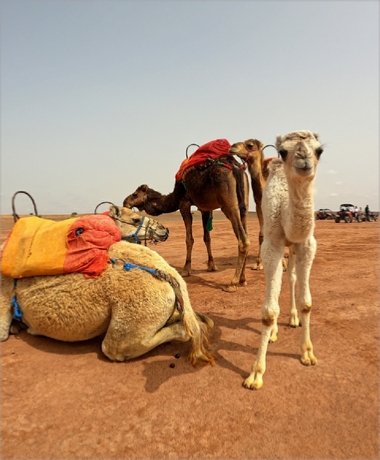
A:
[1, 0, 378, 215]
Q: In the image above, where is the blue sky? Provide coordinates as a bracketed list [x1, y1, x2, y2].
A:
[1, 0, 378, 215]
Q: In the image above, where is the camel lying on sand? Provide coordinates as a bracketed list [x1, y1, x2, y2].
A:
[0, 240, 214, 365]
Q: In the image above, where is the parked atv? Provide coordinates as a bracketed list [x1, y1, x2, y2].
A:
[335, 204, 359, 223]
[315, 208, 336, 220]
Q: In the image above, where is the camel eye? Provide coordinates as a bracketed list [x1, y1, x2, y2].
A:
[247, 144, 254, 151]
[315, 147, 323, 158]
[132, 218, 140, 224]
[132, 193, 138, 198]
[279, 149, 288, 160]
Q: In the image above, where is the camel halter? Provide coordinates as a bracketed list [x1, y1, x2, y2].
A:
[109, 215, 152, 245]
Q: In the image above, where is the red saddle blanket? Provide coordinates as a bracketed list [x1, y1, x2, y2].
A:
[175, 139, 231, 181]
[1, 215, 121, 279]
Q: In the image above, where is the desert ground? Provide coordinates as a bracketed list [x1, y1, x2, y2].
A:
[1, 211, 379, 459]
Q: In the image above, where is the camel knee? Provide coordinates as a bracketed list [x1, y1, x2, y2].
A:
[262, 314, 275, 327]
[301, 304, 312, 314]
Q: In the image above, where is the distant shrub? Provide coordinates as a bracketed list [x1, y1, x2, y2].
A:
[71, 212, 78, 217]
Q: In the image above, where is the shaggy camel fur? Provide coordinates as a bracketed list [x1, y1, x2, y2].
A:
[229, 140, 287, 271]
[0, 241, 214, 365]
[123, 156, 250, 292]
[243, 130, 323, 390]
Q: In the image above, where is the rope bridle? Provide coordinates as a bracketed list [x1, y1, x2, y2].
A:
[109, 215, 155, 245]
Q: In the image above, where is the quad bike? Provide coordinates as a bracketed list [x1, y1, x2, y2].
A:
[315, 208, 336, 220]
[335, 204, 361, 223]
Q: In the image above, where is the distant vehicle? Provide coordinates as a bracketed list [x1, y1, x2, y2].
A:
[315, 208, 336, 220]
[363, 211, 378, 222]
[335, 204, 357, 223]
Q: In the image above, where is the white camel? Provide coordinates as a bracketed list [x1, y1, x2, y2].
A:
[1, 240, 214, 365]
[243, 130, 323, 390]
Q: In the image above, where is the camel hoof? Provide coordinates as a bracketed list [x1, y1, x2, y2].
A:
[181, 269, 191, 277]
[207, 265, 218, 272]
[10, 324, 21, 335]
[300, 356, 318, 366]
[243, 375, 263, 390]
[222, 284, 238, 293]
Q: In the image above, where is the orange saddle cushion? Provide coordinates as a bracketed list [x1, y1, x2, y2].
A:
[1, 215, 121, 278]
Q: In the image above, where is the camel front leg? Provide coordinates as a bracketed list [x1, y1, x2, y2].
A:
[201, 211, 218, 272]
[102, 322, 190, 362]
[252, 205, 264, 270]
[243, 240, 283, 390]
[294, 237, 318, 366]
[179, 201, 194, 277]
[219, 203, 250, 292]
[287, 247, 299, 327]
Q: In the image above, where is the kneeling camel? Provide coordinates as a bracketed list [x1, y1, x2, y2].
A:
[1, 241, 214, 366]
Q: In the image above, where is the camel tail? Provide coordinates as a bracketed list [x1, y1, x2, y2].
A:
[232, 167, 247, 219]
[176, 279, 215, 366]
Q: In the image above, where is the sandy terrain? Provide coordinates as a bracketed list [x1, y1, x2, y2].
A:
[1, 212, 378, 459]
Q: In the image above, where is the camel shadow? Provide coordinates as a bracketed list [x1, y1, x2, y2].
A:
[10, 312, 300, 392]
[138, 313, 300, 392]
[206, 313, 300, 379]
[10, 328, 106, 360]
[9, 326, 212, 392]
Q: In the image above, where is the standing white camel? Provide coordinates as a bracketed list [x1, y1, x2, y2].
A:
[243, 130, 323, 390]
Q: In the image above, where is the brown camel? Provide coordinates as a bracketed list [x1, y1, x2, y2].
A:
[229, 139, 287, 271]
[123, 154, 250, 292]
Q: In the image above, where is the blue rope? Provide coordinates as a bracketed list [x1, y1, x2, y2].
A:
[110, 258, 158, 276]
[12, 279, 23, 320]
[123, 262, 157, 276]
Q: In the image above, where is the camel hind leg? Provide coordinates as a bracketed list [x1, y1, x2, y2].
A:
[294, 238, 318, 366]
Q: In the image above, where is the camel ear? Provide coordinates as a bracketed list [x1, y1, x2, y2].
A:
[109, 205, 120, 218]
[275, 135, 283, 151]
[140, 184, 149, 191]
[313, 132, 320, 141]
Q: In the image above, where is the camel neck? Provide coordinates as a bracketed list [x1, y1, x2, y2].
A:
[284, 179, 315, 240]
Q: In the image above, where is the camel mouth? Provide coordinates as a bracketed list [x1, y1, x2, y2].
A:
[294, 166, 314, 176]
[152, 227, 169, 243]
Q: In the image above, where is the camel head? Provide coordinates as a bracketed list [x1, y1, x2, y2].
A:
[276, 131, 323, 181]
[123, 185, 150, 211]
[108, 205, 169, 244]
[229, 139, 264, 164]
[123, 185, 164, 216]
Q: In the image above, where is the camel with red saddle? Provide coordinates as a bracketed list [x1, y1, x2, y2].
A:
[123, 139, 250, 292]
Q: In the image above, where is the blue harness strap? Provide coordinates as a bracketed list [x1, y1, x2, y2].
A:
[110, 258, 157, 276]
[12, 279, 23, 320]
[122, 216, 145, 244]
